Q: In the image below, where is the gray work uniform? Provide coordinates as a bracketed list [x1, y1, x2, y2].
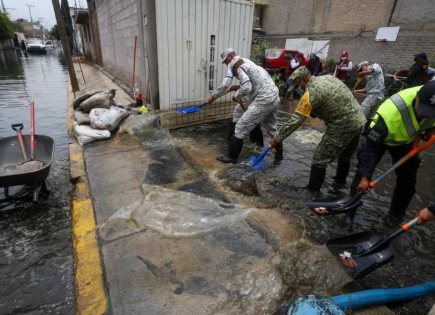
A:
[361, 63, 385, 119]
[212, 57, 256, 122]
[231, 59, 280, 139]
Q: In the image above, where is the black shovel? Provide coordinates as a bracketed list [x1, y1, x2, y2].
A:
[326, 217, 419, 279]
[306, 135, 435, 215]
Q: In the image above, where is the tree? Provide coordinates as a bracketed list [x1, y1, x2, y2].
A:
[50, 24, 60, 40]
[0, 12, 15, 40]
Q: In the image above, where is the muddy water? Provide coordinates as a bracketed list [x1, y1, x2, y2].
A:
[171, 109, 435, 314]
[0, 50, 73, 313]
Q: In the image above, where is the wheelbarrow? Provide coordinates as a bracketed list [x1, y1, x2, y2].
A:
[0, 132, 54, 203]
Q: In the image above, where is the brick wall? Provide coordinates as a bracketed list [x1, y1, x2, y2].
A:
[314, 0, 392, 33]
[95, 0, 144, 92]
[328, 30, 435, 73]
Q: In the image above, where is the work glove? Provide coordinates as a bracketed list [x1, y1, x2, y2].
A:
[269, 137, 279, 149]
[416, 207, 434, 224]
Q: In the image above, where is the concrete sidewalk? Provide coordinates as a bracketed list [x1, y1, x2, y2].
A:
[68, 62, 394, 315]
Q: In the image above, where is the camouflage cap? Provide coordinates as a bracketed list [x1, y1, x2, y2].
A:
[290, 66, 310, 85]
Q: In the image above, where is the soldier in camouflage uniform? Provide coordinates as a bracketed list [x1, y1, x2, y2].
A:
[270, 66, 366, 191]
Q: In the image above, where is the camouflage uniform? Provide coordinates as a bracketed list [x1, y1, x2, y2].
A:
[275, 66, 366, 189]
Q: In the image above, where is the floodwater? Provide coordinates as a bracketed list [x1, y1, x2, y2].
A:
[172, 109, 435, 315]
[0, 49, 74, 313]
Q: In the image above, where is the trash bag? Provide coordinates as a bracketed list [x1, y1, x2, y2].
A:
[73, 122, 111, 145]
[72, 89, 104, 109]
[98, 184, 254, 240]
[78, 89, 116, 113]
[89, 106, 129, 131]
[74, 111, 90, 125]
[118, 112, 160, 135]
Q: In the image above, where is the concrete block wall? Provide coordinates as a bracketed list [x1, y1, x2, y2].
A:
[313, 0, 392, 34]
[95, 0, 144, 95]
[327, 30, 435, 73]
[261, 0, 315, 35]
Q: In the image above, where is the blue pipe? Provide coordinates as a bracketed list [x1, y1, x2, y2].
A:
[330, 281, 435, 310]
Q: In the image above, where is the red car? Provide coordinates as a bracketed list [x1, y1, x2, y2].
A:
[263, 49, 299, 74]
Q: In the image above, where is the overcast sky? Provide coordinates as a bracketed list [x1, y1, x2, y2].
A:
[2, 0, 87, 29]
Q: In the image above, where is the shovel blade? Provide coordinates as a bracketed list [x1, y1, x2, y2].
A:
[351, 247, 395, 279]
[306, 194, 363, 215]
[327, 232, 383, 256]
[176, 105, 202, 114]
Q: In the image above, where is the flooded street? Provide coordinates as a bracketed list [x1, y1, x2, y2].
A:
[0, 49, 74, 313]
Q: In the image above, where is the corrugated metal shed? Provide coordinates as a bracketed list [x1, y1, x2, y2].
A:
[155, 0, 254, 112]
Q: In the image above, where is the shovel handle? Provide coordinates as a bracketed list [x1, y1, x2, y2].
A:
[30, 101, 35, 160]
[371, 135, 435, 187]
[402, 217, 419, 230]
[411, 134, 435, 153]
[11, 123, 24, 131]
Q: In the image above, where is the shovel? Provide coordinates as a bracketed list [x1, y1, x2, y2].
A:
[307, 135, 435, 215]
[11, 123, 28, 161]
[176, 90, 238, 114]
[6, 102, 43, 174]
[326, 217, 420, 279]
[248, 146, 270, 170]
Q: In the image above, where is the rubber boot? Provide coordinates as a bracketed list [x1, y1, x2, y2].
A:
[216, 136, 243, 164]
[275, 142, 283, 160]
[333, 160, 350, 187]
[388, 186, 414, 219]
[306, 165, 326, 192]
[227, 121, 236, 141]
[249, 124, 264, 147]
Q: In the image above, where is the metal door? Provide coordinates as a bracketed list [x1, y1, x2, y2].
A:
[155, 0, 254, 110]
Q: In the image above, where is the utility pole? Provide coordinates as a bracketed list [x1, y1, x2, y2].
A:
[1, 0, 6, 14]
[26, 3, 36, 38]
[52, 0, 79, 92]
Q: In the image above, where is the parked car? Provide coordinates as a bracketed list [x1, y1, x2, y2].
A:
[44, 40, 55, 50]
[26, 39, 47, 54]
[263, 49, 299, 74]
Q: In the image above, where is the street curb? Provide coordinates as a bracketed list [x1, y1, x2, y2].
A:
[67, 81, 108, 314]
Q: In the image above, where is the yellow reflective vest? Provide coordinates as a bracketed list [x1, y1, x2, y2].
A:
[370, 86, 435, 146]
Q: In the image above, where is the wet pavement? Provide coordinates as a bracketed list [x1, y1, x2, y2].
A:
[0, 49, 74, 313]
[72, 60, 432, 314]
[177, 109, 435, 314]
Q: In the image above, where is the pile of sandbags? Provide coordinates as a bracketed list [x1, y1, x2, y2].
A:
[72, 89, 130, 145]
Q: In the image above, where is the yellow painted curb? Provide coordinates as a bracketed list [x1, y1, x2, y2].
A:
[68, 77, 107, 315]
[70, 145, 107, 315]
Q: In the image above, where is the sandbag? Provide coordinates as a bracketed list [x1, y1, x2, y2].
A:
[72, 89, 104, 109]
[78, 89, 116, 113]
[118, 112, 160, 135]
[74, 111, 90, 125]
[73, 122, 111, 145]
[90, 106, 129, 131]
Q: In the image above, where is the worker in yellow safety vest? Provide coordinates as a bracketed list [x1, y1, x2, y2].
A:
[349, 80, 435, 222]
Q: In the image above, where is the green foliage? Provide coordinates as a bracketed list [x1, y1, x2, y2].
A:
[323, 57, 336, 74]
[250, 39, 271, 65]
[50, 25, 60, 40]
[0, 12, 15, 40]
